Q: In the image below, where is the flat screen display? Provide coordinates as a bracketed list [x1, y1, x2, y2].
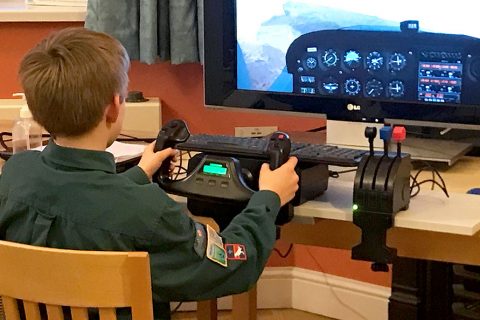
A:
[204, 0, 480, 126]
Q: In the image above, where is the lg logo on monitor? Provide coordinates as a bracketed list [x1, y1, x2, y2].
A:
[347, 103, 361, 111]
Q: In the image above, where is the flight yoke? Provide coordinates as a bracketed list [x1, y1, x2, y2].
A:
[351, 125, 412, 271]
[153, 119, 296, 230]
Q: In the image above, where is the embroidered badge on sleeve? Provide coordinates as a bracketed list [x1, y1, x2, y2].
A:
[193, 222, 207, 258]
[225, 244, 247, 261]
[206, 224, 227, 267]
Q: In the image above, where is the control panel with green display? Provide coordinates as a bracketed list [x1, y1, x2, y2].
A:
[159, 154, 254, 202]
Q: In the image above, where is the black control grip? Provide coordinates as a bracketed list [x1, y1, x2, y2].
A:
[266, 132, 293, 226]
[154, 119, 190, 180]
[267, 132, 291, 169]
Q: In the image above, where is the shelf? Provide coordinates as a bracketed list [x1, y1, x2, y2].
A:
[0, 3, 86, 22]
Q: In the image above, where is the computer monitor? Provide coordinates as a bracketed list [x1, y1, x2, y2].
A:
[204, 0, 480, 163]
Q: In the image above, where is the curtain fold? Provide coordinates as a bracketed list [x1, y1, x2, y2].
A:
[85, 0, 203, 65]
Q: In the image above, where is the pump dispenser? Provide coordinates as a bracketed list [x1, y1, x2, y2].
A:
[12, 93, 42, 153]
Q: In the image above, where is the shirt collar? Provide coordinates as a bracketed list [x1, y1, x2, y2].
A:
[41, 140, 116, 173]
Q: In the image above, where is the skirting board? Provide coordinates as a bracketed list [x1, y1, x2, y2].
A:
[174, 267, 391, 320]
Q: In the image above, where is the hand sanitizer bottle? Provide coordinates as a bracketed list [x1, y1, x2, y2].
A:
[12, 93, 42, 154]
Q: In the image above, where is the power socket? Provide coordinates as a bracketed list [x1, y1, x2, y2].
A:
[235, 126, 278, 137]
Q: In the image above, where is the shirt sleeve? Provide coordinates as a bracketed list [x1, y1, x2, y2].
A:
[145, 189, 281, 302]
[119, 165, 150, 185]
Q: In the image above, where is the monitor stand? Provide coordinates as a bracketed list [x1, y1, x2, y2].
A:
[326, 120, 473, 166]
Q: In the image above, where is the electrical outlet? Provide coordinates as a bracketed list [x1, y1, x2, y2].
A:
[235, 126, 278, 137]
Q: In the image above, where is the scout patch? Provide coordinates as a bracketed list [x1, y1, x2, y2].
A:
[225, 244, 247, 261]
[193, 222, 207, 258]
[206, 224, 227, 267]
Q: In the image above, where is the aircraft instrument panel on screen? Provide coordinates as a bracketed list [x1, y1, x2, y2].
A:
[236, 0, 480, 106]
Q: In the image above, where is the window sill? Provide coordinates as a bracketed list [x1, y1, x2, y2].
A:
[0, 4, 86, 22]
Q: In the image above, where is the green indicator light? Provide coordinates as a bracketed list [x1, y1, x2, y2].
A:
[203, 164, 227, 175]
[209, 163, 223, 168]
[352, 204, 359, 211]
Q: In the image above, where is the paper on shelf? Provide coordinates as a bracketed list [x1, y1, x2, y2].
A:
[106, 141, 145, 162]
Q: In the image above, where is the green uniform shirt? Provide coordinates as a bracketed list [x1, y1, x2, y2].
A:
[0, 141, 281, 320]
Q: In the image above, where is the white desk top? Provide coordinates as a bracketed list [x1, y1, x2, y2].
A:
[295, 175, 480, 236]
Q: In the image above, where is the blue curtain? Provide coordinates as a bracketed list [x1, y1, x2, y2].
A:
[85, 0, 204, 65]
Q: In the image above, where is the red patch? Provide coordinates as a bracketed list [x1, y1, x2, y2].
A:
[224, 244, 247, 261]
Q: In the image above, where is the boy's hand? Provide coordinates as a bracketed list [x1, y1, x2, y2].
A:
[138, 142, 179, 181]
[258, 157, 299, 206]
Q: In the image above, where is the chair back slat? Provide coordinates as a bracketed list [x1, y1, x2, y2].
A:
[99, 308, 117, 320]
[24, 301, 41, 320]
[0, 240, 154, 320]
[2, 297, 20, 320]
[71, 307, 88, 320]
[45, 305, 64, 320]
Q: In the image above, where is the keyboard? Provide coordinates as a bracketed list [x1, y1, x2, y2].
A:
[176, 134, 369, 167]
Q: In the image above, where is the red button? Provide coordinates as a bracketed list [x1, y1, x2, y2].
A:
[392, 126, 406, 142]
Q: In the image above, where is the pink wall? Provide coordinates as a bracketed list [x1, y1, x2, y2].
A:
[0, 22, 390, 287]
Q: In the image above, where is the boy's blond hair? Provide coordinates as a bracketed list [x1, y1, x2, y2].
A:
[19, 27, 130, 137]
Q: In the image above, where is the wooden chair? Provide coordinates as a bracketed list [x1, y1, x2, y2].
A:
[0, 240, 153, 320]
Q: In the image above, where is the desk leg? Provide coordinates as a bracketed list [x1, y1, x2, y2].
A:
[232, 286, 257, 320]
[389, 256, 452, 320]
[197, 299, 218, 320]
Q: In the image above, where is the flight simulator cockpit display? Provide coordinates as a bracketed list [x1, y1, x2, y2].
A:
[236, 0, 480, 106]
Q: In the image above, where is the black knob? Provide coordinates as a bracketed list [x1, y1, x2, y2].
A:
[364, 127, 377, 139]
[365, 127, 377, 156]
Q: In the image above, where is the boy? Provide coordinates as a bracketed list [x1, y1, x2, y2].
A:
[0, 28, 299, 319]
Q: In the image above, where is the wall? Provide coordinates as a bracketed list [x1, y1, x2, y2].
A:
[0, 22, 391, 287]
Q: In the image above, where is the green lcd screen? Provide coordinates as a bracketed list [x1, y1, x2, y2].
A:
[203, 162, 228, 176]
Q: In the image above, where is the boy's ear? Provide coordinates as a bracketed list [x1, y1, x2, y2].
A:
[105, 95, 122, 123]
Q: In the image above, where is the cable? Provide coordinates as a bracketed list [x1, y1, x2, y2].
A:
[412, 179, 450, 198]
[171, 150, 190, 180]
[0, 132, 12, 151]
[410, 161, 449, 198]
[410, 174, 421, 198]
[413, 161, 449, 192]
[304, 247, 369, 320]
[273, 243, 294, 258]
[329, 168, 357, 178]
